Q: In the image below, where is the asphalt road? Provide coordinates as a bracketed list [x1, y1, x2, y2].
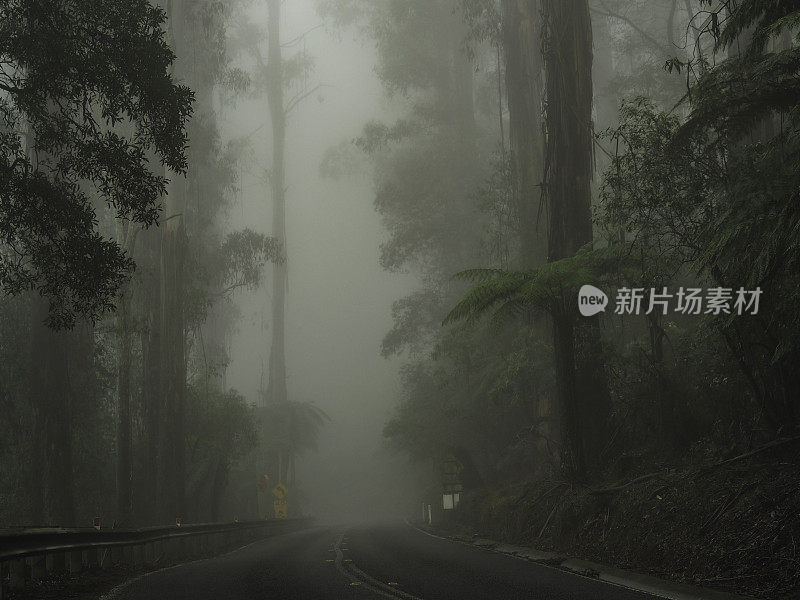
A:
[104, 521, 656, 600]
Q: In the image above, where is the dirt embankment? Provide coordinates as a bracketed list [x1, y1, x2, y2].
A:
[451, 438, 800, 599]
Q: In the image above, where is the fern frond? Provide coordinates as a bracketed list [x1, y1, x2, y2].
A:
[445, 244, 636, 326]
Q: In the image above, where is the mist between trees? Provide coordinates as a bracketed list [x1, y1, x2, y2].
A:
[1, 3, 799, 595]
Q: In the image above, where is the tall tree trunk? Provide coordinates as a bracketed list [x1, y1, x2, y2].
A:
[542, 0, 603, 481]
[501, 0, 546, 268]
[593, 12, 618, 133]
[24, 119, 76, 525]
[27, 298, 46, 525]
[161, 0, 188, 522]
[210, 458, 228, 523]
[265, 0, 288, 408]
[48, 331, 76, 528]
[141, 225, 163, 524]
[29, 298, 76, 526]
[115, 277, 134, 526]
[451, 18, 476, 140]
[160, 215, 187, 522]
[115, 222, 137, 526]
[501, 0, 554, 469]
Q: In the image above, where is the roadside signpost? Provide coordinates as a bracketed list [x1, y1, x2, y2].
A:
[272, 483, 289, 519]
[441, 454, 463, 511]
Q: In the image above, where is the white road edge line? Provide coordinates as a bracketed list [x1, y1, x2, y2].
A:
[98, 537, 269, 600]
[403, 519, 677, 600]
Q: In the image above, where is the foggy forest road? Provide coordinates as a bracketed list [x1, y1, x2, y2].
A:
[104, 521, 656, 600]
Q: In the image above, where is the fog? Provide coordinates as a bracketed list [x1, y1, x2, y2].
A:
[223, 1, 417, 518]
[2, 2, 796, 597]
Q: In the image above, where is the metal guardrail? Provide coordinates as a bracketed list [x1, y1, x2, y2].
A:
[0, 517, 314, 598]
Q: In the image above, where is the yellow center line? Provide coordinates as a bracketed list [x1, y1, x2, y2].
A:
[332, 532, 424, 600]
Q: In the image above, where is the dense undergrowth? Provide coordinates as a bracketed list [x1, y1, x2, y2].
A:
[453, 438, 800, 599]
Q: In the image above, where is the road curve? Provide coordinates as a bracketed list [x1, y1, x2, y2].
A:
[104, 520, 656, 600]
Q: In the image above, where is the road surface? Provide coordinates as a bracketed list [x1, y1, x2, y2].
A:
[105, 521, 656, 600]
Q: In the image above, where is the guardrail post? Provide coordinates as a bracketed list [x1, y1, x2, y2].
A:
[159, 538, 170, 563]
[9, 558, 26, 590]
[28, 554, 46, 580]
[168, 537, 177, 562]
[47, 552, 65, 574]
[132, 545, 143, 567]
[85, 548, 99, 569]
[143, 542, 153, 564]
[68, 550, 82, 574]
[178, 537, 187, 560]
[123, 544, 135, 567]
[110, 545, 124, 567]
[99, 547, 112, 569]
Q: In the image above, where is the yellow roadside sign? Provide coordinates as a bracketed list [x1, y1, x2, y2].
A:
[273, 498, 288, 519]
[272, 482, 289, 518]
[272, 482, 288, 499]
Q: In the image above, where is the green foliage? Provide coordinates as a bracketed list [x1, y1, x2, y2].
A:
[598, 97, 716, 284]
[258, 400, 330, 462]
[717, 2, 800, 54]
[384, 322, 554, 477]
[382, 289, 443, 358]
[590, 0, 688, 108]
[185, 386, 259, 518]
[318, 139, 367, 180]
[0, 0, 193, 327]
[445, 245, 635, 325]
[187, 387, 258, 467]
[219, 230, 284, 291]
[459, 0, 502, 54]
[475, 152, 518, 269]
[677, 1, 800, 426]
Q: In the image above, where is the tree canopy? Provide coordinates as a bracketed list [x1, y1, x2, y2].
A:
[0, 0, 193, 327]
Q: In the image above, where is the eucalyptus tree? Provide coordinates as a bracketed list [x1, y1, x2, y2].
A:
[258, 399, 329, 492]
[541, 0, 606, 480]
[135, 0, 283, 524]
[447, 0, 607, 481]
[0, 0, 192, 326]
[264, 0, 289, 407]
[499, 0, 546, 269]
[1, 0, 192, 526]
[226, 2, 325, 501]
[231, 1, 318, 410]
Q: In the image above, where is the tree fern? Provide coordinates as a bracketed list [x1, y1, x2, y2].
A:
[445, 244, 636, 326]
